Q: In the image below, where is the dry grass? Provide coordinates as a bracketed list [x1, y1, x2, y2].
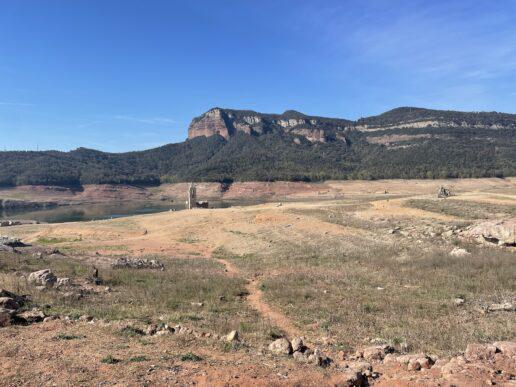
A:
[406, 198, 516, 220]
[2, 183, 515, 360]
[255, 241, 515, 355]
[0, 251, 273, 343]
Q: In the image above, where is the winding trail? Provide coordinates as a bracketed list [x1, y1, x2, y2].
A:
[215, 257, 300, 338]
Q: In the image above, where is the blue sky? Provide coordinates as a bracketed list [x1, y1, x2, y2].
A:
[1, 0, 515, 152]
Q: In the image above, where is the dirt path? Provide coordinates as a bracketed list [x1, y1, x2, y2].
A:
[215, 257, 300, 339]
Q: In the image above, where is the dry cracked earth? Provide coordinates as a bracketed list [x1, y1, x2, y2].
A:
[0, 178, 515, 386]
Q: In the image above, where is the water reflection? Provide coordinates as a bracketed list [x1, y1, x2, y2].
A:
[0, 200, 251, 224]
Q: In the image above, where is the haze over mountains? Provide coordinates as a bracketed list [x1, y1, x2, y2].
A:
[1, 107, 515, 186]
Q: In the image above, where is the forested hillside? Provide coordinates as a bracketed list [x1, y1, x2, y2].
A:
[1, 107, 515, 186]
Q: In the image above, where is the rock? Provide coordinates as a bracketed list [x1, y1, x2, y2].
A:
[465, 343, 498, 361]
[395, 354, 415, 365]
[188, 108, 334, 143]
[382, 353, 397, 364]
[291, 337, 304, 352]
[111, 257, 164, 270]
[407, 358, 421, 371]
[493, 341, 516, 357]
[28, 269, 57, 287]
[14, 308, 46, 324]
[0, 289, 29, 306]
[226, 330, 239, 342]
[454, 298, 465, 306]
[308, 349, 331, 367]
[0, 236, 27, 247]
[339, 369, 367, 386]
[407, 356, 432, 371]
[441, 356, 466, 377]
[268, 338, 292, 355]
[145, 324, 158, 336]
[293, 350, 311, 363]
[347, 361, 372, 375]
[449, 247, 470, 257]
[359, 345, 393, 361]
[417, 357, 432, 369]
[487, 302, 514, 312]
[0, 308, 12, 327]
[56, 277, 71, 287]
[0, 297, 19, 310]
[442, 230, 454, 238]
[464, 218, 516, 246]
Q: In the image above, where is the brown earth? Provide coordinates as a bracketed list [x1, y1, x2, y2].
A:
[1, 177, 514, 206]
[1, 178, 515, 385]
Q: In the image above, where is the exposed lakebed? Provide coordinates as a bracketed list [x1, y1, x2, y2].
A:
[0, 200, 263, 224]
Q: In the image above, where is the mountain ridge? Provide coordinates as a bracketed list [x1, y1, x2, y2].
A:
[188, 106, 516, 143]
[1, 106, 515, 186]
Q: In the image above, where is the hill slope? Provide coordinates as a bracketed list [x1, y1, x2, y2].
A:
[1, 107, 515, 186]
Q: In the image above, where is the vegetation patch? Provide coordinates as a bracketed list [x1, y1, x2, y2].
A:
[180, 352, 203, 362]
[100, 355, 121, 364]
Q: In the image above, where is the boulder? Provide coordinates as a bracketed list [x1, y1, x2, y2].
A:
[464, 343, 498, 361]
[0, 236, 27, 247]
[308, 349, 331, 367]
[487, 302, 514, 312]
[291, 337, 304, 352]
[441, 356, 466, 377]
[464, 218, 516, 246]
[493, 341, 516, 357]
[358, 345, 393, 361]
[268, 338, 292, 355]
[14, 309, 46, 324]
[347, 361, 372, 376]
[56, 277, 71, 287]
[28, 269, 57, 287]
[339, 369, 367, 386]
[0, 297, 19, 310]
[0, 289, 29, 306]
[293, 351, 311, 363]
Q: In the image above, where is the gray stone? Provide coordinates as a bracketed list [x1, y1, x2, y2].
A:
[56, 277, 71, 287]
[291, 337, 304, 352]
[28, 269, 57, 287]
[268, 338, 292, 355]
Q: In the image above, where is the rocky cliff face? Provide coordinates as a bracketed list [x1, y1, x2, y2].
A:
[188, 108, 232, 140]
[188, 108, 352, 143]
[188, 107, 516, 142]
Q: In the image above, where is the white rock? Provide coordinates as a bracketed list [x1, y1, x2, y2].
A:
[226, 330, 239, 342]
[450, 247, 470, 257]
[28, 269, 57, 287]
[268, 338, 292, 355]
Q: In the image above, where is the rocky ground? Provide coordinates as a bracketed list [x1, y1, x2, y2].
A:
[0, 178, 515, 385]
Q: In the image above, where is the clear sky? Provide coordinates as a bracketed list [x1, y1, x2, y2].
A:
[1, 0, 515, 152]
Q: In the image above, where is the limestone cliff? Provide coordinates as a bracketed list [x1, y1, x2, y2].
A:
[188, 108, 352, 143]
[188, 106, 516, 142]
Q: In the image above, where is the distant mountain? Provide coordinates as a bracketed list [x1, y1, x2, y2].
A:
[188, 107, 516, 141]
[1, 107, 515, 186]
